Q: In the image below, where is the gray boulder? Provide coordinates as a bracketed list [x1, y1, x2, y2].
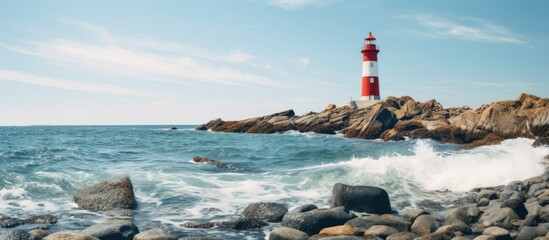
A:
[331, 183, 391, 214]
[73, 177, 137, 212]
[516, 226, 549, 240]
[133, 228, 175, 240]
[281, 205, 354, 235]
[411, 214, 439, 235]
[386, 232, 418, 240]
[218, 217, 268, 230]
[402, 208, 429, 223]
[44, 232, 99, 240]
[25, 215, 58, 224]
[269, 227, 309, 240]
[242, 202, 288, 222]
[501, 198, 528, 219]
[0, 230, 41, 240]
[0, 216, 23, 228]
[81, 220, 139, 240]
[345, 214, 410, 232]
[479, 207, 520, 229]
[363, 225, 399, 239]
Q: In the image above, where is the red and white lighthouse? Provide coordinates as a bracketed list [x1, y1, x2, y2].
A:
[361, 32, 380, 100]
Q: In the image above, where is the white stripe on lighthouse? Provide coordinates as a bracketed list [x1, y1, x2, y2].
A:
[362, 61, 378, 77]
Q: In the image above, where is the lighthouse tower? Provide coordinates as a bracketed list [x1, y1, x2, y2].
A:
[361, 32, 380, 100]
[350, 32, 381, 109]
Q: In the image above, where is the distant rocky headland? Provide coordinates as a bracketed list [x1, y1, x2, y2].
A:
[197, 93, 549, 147]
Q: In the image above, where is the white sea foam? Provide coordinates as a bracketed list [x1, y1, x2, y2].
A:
[329, 138, 548, 192]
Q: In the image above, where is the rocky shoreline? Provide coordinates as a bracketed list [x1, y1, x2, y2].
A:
[2, 142, 549, 240]
[196, 93, 549, 148]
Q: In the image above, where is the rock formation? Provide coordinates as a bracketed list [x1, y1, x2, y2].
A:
[197, 93, 549, 147]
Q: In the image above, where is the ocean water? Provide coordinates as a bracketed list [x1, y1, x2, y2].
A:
[0, 125, 548, 239]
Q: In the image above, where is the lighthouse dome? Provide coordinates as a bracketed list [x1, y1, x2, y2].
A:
[365, 32, 376, 40]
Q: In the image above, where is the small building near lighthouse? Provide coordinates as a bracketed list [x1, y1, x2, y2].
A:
[350, 32, 382, 109]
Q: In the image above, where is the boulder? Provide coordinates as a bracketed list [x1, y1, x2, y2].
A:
[133, 228, 174, 240]
[482, 226, 511, 239]
[0, 216, 23, 228]
[345, 215, 410, 232]
[73, 177, 137, 212]
[534, 137, 549, 147]
[386, 232, 418, 240]
[281, 205, 354, 235]
[324, 104, 336, 111]
[242, 202, 288, 222]
[501, 198, 528, 219]
[218, 217, 268, 230]
[44, 232, 99, 240]
[478, 207, 520, 229]
[25, 215, 58, 224]
[81, 220, 139, 240]
[331, 183, 391, 214]
[516, 226, 549, 240]
[0, 230, 41, 240]
[269, 227, 309, 240]
[411, 214, 438, 235]
[363, 225, 399, 239]
[402, 208, 429, 223]
[342, 104, 397, 139]
[28, 229, 49, 238]
[192, 156, 229, 168]
[319, 225, 361, 236]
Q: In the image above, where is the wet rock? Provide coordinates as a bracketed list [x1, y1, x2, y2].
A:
[319, 225, 361, 236]
[73, 177, 137, 212]
[170, 127, 177, 130]
[242, 202, 288, 222]
[479, 207, 520, 229]
[443, 207, 473, 233]
[81, 219, 139, 240]
[402, 208, 429, 223]
[181, 222, 216, 229]
[345, 215, 410, 232]
[500, 190, 525, 201]
[281, 205, 354, 235]
[218, 217, 268, 230]
[25, 215, 58, 224]
[363, 225, 398, 239]
[482, 226, 511, 239]
[411, 214, 439, 235]
[386, 232, 418, 240]
[516, 226, 549, 240]
[133, 228, 175, 240]
[477, 190, 498, 202]
[43, 232, 99, 240]
[0, 230, 41, 240]
[0, 216, 23, 228]
[501, 198, 528, 219]
[29, 229, 49, 238]
[331, 183, 391, 214]
[192, 156, 229, 168]
[434, 225, 456, 240]
[309, 236, 371, 240]
[269, 227, 309, 240]
[533, 137, 549, 147]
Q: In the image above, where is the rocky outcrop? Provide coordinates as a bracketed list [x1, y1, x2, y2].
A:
[331, 183, 392, 214]
[197, 93, 549, 147]
[73, 177, 137, 212]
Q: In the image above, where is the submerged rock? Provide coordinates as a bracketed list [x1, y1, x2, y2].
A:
[0, 216, 23, 228]
[0, 230, 41, 240]
[73, 177, 137, 212]
[133, 228, 175, 240]
[192, 156, 229, 168]
[331, 183, 392, 214]
[25, 215, 58, 225]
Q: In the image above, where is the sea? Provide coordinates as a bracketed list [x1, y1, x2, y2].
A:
[0, 125, 548, 239]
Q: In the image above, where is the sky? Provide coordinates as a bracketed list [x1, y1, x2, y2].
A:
[1, 0, 548, 125]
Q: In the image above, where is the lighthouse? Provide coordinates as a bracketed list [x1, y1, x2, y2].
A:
[350, 32, 381, 109]
[361, 32, 380, 100]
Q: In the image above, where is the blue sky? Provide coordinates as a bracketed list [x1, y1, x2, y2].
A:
[1, 0, 548, 125]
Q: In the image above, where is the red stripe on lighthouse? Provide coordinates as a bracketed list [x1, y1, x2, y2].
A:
[360, 32, 380, 100]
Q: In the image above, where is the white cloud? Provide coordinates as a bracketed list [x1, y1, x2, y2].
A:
[267, 0, 335, 10]
[406, 14, 524, 44]
[0, 70, 140, 95]
[298, 57, 311, 67]
[1, 23, 275, 87]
